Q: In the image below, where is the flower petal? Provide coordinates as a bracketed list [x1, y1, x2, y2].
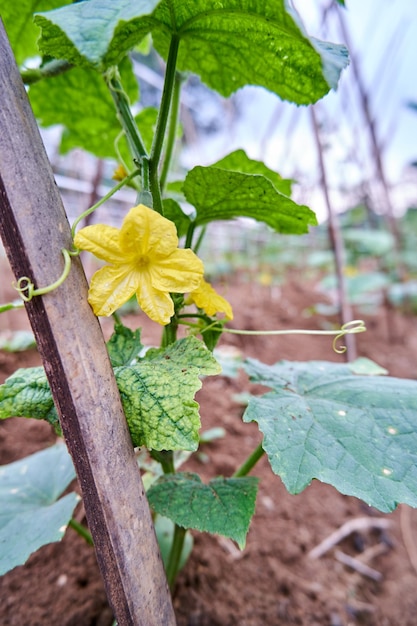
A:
[120, 205, 179, 259]
[87, 265, 139, 316]
[191, 279, 234, 319]
[135, 270, 175, 325]
[74, 224, 122, 264]
[151, 249, 204, 293]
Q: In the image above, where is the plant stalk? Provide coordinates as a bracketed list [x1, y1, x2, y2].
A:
[166, 524, 187, 590]
[68, 518, 94, 546]
[233, 443, 265, 478]
[106, 71, 151, 204]
[160, 71, 183, 192]
[21, 59, 72, 85]
[149, 34, 181, 215]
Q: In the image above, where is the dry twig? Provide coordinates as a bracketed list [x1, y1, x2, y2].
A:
[308, 516, 392, 559]
[334, 549, 383, 581]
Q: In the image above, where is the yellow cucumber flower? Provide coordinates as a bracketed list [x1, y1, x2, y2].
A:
[74, 204, 204, 325]
[190, 279, 234, 320]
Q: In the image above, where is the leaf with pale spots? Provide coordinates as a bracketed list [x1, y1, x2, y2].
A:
[115, 336, 221, 450]
[0, 367, 60, 433]
[242, 358, 417, 512]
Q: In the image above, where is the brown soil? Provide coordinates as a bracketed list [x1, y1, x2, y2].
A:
[1, 267, 417, 626]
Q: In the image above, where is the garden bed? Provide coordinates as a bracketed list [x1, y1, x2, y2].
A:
[1, 268, 417, 626]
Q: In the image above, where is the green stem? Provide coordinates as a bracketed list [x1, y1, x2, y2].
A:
[106, 70, 151, 204]
[21, 59, 72, 85]
[150, 450, 175, 474]
[160, 72, 182, 192]
[193, 226, 207, 255]
[68, 518, 94, 546]
[161, 320, 178, 348]
[149, 34, 181, 215]
[0, 300, 24, 314]
[233, 443, 265, 478]
[165, 524, 186, 590]
[185, 223, 195, 249]
[112, 311, 123, 326]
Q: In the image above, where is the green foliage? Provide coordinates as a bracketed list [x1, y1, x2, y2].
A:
[184, 165, 317, 234]
[0, 0, 72, 65]
[107, 324, 145, 367]
[148, 473, 258, 548]
[115, 337, 220, 450]
[213, 150, 293, 197]
[34, 0, 161, 70]
[34, 0, 348, 103]
[28, 57, 138, 157]
[242, 359, 417, 512]
[0, 331, 36, 352]
[0, 367, 60, 433]
[0, 444, 78, 575]
[0, 336, 220, 452]
[162, 199, 191, 238]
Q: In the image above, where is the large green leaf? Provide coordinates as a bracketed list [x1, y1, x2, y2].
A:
[0, 0, 71, 65]
[35, 0, 348, 103]
[115, 337, 220, 450]
[0, 444, 78, 575]
[28, 57, 138, 157]
[0, 367, 60, 433]
[242, 358, 417, 512]
[148, 472, 258, 548]
[34, 0, 161, 70]
[183, 165, 317, 234]
[213, 150, 293, 197]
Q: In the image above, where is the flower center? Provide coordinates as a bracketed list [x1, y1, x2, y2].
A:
[136, 255, 150, 270]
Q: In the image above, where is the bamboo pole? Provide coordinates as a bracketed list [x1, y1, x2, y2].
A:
[310, 106, 357, 361]
[0, 21, 176, 626]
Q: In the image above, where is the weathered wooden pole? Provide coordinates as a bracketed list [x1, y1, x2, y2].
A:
[0, 21, 176, 626]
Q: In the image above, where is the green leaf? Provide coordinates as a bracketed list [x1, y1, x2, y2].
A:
[0, 0, 72, 65]
[115, 337, 221, 450]
[107, 325, 145, 367]
[212, 150, 293, 197]
[35, 0, 348, 103]
[34, 0, 161, 70]
[184, 166, 317, 234]
[28, 57, 138, 158]
[151, 0, 348, 103]
[348, 357, 388, 376]
[0, 331, 36, 352]
[162, 198, 191, 238]
[242, 358, 417, 512]
[147, 472, 258, 548]
[0, 444, 78, 575]
[0, 367, 60, 433]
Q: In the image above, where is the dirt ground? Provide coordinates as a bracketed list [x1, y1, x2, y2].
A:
[1, 266, 417, 626]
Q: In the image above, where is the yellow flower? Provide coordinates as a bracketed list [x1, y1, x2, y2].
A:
[112, 164, 128, 181]
[190, 279, 234, 320]
[74, 204, 204, 325]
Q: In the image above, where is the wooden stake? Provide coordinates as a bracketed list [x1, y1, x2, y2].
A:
[0, 21, 176, 626]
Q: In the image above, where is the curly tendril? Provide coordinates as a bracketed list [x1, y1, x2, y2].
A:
[12, 248, 73, 303]
[195, 319, 367, 355]
[332, 320, 367, 354]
